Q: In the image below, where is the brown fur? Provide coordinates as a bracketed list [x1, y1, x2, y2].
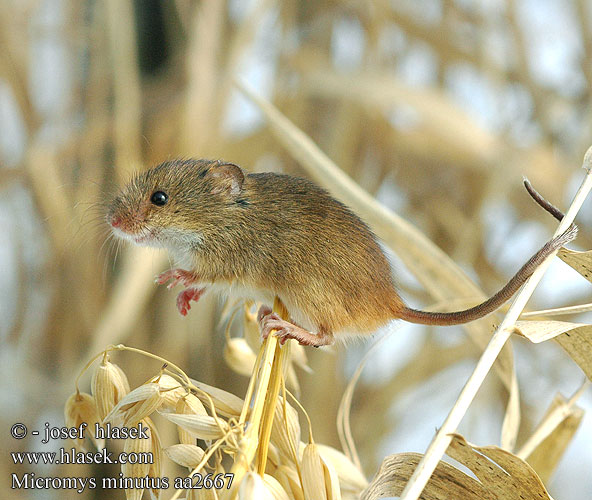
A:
[108, 158, 576, 341]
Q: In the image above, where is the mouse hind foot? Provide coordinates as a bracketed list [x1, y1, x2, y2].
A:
[258, 306, 334, 347]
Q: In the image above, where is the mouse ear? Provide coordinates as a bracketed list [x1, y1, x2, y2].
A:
[207, 162, 245, 196]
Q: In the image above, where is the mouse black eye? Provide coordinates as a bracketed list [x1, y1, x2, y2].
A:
[150, 191, 168, 206]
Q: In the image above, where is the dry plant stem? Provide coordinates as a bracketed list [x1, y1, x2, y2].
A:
[105, 0, 142, 178]
[521, 302, 592, 317]
[256, 316, 291, 474]
[400, 150, 592, 500]
[225, 297, 287, 498]
[516, 379, 590, 459]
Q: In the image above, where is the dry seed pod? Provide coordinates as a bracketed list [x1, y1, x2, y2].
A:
[190, 379, 243, 417]
[317, 444, 367, 494]
[275, 465, 304, 500]
[263, 474, 291, 500]
[244, 307, 262, 352]
[122, 418, 152, 500]
[265, 442, 281, 469]
[64, 391, 104, 451]
[145, 417, 163, 500]
[270, 399, 300, 463]
[187, 486, 219, 500]
[91, 355, 130, 420]
[151, 374, 186, 410]
[160, 412, 228, 440]
[176, 394, 207, 445]
[224, 337, 257, 376]
[239, 472, 275, 500]
[164, 444, 205, 470]
[301, 443, 328, 500]
[319, 452, 342, 500]
[103, 383, 164, 427]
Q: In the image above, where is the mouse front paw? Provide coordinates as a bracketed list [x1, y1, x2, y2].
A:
[176, 287, 205, 316]
[156, 269, 199, 289]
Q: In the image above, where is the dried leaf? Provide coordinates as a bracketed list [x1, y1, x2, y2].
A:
[362, 434, 551, 500]
[446, 434, 550, 499]
[558, 247, 592, 282]
[523, 393, 585, 483]
[361, 452, 490, 500]
[515, 321, 592, 379]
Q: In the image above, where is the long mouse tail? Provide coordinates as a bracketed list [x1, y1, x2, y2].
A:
[398, 180, 577, 326]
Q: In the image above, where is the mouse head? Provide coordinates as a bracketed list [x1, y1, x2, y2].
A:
[107, 158, 245, 249]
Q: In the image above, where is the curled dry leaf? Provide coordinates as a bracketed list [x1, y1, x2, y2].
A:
[189, 378, 244, 417]
[164, 444, 205, 470]
[176, 394, 208, 445]
[361, 451, 489, 500]
[301, 442, 329, 500]
[446, 434, 551, 499]
[317, 444, 368, 494]
[64, 392, 104, 451]
[160, 412, 228, 440]
[91, 355, 130, 420]
[238, 472, 276, 500]
[103, 383, 164, 427]
[523, 393, 585, 483]
[362, 433, 552, 500]
[558, 247, 592, 282]
[122, 418, 152, 500]
[515, 320, 592, 380]
[224, 337, 257, 376]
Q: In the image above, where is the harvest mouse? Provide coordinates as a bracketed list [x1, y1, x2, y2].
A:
[107, 158, 577, 347]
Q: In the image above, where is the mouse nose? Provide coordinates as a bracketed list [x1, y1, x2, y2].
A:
[110, 216, 122, 228]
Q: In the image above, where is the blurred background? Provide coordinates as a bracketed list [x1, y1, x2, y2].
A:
[2, 0, 592, 498]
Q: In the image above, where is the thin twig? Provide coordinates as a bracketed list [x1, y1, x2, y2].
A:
[399, 147, 592, 500]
